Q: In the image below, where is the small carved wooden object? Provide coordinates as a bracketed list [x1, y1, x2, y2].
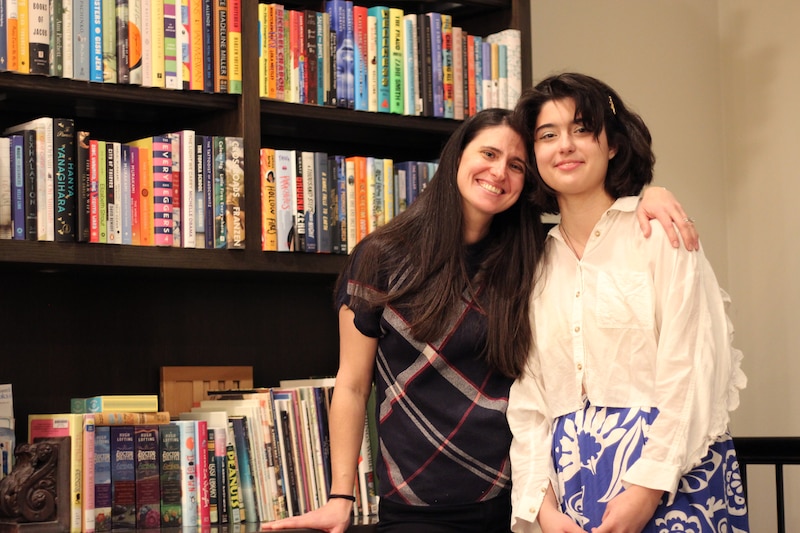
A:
[0, 439, 70, 533]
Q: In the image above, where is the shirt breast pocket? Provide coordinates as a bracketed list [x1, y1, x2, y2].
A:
[596, 271, 653, 329]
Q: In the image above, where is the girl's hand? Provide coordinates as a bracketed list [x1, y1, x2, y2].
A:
[637, 186, 699, 251]
[591, 485, 663, 533]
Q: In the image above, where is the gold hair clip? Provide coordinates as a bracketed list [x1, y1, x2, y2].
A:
[608, 95, 616, 115]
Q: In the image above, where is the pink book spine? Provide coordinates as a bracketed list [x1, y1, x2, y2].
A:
[151, 136, 174, 246]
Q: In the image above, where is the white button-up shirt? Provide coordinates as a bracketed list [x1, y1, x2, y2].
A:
[508, 196, 746, 533]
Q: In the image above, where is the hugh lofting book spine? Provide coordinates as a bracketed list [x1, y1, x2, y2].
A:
[159, 422, 182, 526]
[110, 426, 136, 529]
[225, 136, 245, 249]
[54, 118, 76, 241]
[94, 424, 112, 532]
[134, 425, 161, 529]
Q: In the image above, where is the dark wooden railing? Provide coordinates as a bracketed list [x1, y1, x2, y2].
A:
[734, 436, 800, 533]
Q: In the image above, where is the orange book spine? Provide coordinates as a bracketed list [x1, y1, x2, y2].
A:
[16, 0, 29, 73]
[355, 156, 367, 243]
[6, 8, 19, 71]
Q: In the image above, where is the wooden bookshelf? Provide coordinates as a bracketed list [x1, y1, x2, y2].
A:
[1, 0, 531, 530]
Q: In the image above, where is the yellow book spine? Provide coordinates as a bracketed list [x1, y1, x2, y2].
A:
[190, 0, 204, 90]
[16, 0, 29, 73]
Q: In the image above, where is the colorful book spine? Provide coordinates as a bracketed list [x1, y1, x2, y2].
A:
[428, 12, 443, 117]
[292, 150, 305, 251]
[365, 10, 376, 112]
[89, 0, 103, 81]
[196, 420, 211, 526]
[110, 426, 136, 529]
[382, 158, 394, 223]
[116, 0, 130, 83]
[134, 425, 161, 529]
[260, 147, 278, 251]
[92, 412, 171, 426]
[213, 0, 228, 93]
[163, 0, 179, 88]
[4, 0, 19, 72]
[416, 13, 432, 117]
[212, 135, 226, 248]
[54, 118, 77, 241]
[8, 134, 26, 240]
[179, 0, 191, 89]
[129, 145, 140, 245]
[189, 0, 204, 90]
[441, 14, 454, 118]
[313, 151, 331, 253]
[152, 135, 174, 246]
[388, 7, 403, 114]
[159, 423, 182, 526]
[324, 0, 347, 108]
[94, 424, 112, 532]
[120, 145, 131, 244]
[225, 136, 245, 249]
[128, 0, 143, 84]
[28, 0, 49, 74]
[225, 420, 242, 523]
[73, 0, 91, 80]
[301, 151, 316, 252]
[174, 420, 199, 527]
[47, 0, 61, 73]
[352, 5, 368, 111]
[101, 0, 116, 82]
[17, 0, 30, 73]
[81, 415, 96, 533]
[274, 148, 294, 252]
[227, 0, 241, 93]
[150, 0, 165, 87]
[452, 26, 464, 119]
[202, 0, 213, 92]
[403, 14, 417, 115]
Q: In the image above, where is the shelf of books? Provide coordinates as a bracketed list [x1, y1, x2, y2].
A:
[1, 0, 530, 530]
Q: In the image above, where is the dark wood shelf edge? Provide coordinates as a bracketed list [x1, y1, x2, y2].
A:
[0, 72, 238, 111]
[260, 99, 461, 135]
[0, 241, 348, 277]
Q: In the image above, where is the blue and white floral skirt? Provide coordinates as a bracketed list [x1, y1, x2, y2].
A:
[552, 402, 749, 532]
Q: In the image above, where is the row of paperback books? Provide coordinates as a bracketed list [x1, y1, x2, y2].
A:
[0, 117, 245, 248]
[260, 147, 438, 253]
[258, 1, 521, 118]
[0, 0, 242, 93]
[24, 381, 377, 532]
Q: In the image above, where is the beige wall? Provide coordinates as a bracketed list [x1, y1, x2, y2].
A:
[529, 0, 800, 529]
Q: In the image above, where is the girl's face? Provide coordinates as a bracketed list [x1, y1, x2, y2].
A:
[533, 98, 616, 200]
[456, 124, 527, 238]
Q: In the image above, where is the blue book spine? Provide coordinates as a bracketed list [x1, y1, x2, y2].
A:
[344, 1, 355, 108]
[10, 135, 25, 240]
[473, 36, 482, 112]
[404, 17, 415, 115]
[325, 0, 348, 108]
[229, 417, 256, 523]
[89, 0, 104, 81]
[428, 13, 443, 117]
[94, 425, 112, 532]
[335, 155, 347, 254]
[406, 161, 419, 206]
[368, 6, 389, 113]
